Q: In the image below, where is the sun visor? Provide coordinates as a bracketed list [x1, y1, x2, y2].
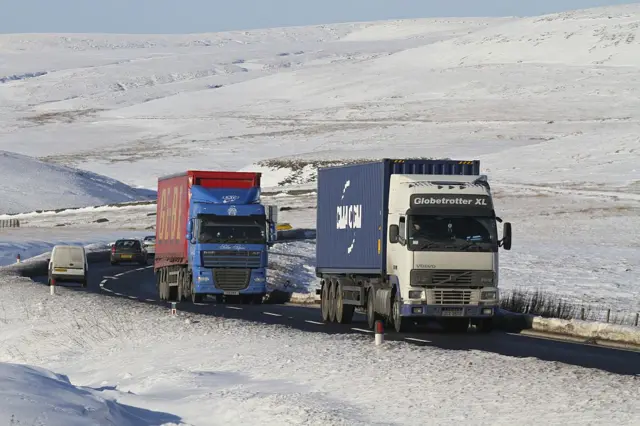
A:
[190, 185, 260, 204]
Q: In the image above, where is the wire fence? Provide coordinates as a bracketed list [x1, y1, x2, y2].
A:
[500, 289, 640, 327]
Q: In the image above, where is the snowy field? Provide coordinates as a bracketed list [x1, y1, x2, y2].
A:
[0, 5, 638, 193]
[0, 274, 638, 425]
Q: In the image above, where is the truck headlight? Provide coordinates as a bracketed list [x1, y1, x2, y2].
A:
[254, 277, 265, 282]
[408, 290, 423, 299]
[481, 291, 497, 300]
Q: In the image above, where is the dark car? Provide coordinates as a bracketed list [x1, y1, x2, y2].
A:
[110, 239, 148, 266]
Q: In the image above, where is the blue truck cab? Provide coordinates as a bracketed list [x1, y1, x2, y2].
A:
[154, 170, 277, 304]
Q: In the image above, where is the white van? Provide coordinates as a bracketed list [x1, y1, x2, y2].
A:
[48, 245, 88, 288]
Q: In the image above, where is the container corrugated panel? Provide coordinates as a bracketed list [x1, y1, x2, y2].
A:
[155, 174, 190, 269]
[316, 159, 480, 276]
[316, 161, 386, 274]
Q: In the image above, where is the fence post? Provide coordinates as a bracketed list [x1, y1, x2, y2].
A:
[635, 313, 639, 327]
[605, 309, 610, 323]
[580, 307, 585, 321]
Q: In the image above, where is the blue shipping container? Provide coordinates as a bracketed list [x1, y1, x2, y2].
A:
[316, 159, 480, 276]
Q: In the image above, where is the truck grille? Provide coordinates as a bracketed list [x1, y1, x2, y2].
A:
[432, 289, 473, 305]
[213, 269, 251, 291]
[431, 270, 474, 285]
[201, 250, 261, 269]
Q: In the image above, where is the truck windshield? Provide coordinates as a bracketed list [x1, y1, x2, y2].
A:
[197, 216, 266, 244]
[407, 215, 497, 252]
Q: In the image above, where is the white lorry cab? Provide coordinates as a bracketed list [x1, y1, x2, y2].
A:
[48, 245, 88, 288]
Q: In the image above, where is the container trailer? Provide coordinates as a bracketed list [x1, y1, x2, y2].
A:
[154, 170, 278, 303]
[315, 159, 512, 333]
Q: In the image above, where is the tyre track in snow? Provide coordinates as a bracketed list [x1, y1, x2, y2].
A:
[32, 261, 640, 376]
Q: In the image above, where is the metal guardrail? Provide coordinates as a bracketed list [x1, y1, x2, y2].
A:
[0, 219, 19, 228]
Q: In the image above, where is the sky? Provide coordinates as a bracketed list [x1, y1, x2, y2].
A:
[1, 0, 637, 34]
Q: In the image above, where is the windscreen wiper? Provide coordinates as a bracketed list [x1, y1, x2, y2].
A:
[414, 239, 440, 250]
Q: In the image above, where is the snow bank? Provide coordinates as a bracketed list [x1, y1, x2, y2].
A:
[0, 362, 182, 426]
[0, 151, 154, 215]
[530, 316, 640, 346]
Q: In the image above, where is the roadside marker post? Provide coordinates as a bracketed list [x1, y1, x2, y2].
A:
[50, 279, 55, 295]
[375, 320, 384, 345]
[171, 302, 177, 316]
[16, 254, 20, 263]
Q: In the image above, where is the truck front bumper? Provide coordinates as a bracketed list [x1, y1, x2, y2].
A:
[400, 304, 497, 318]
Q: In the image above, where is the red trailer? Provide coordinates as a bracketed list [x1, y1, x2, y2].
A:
[154, 171, 262, 270]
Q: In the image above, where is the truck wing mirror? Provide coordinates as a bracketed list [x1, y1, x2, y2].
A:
[186, 219, 194, 242]
[389, 224, 399, 244]
[501, 222, 512, 250]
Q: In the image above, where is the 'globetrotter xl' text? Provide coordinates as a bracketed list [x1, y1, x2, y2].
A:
[409, 194, 492, 208]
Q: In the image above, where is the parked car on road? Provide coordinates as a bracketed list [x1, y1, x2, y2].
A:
[47, 245, 88, 287]
[110, 239, 148, 265]
[143, 235, 156, 256]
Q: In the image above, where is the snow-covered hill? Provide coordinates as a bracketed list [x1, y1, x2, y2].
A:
[0, 151, 154, 214]
[1, 5, 637, 192]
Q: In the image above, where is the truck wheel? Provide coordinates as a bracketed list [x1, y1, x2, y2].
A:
[366, 289, 381, 330]
[192, 292, 203, 303]
[321, 280, 331, 322]
[252, 294, 264, 305]
[168, 286, 178, 301]
[392, 292, 411, 333]
[328, 281, 337, 322]
[335, 280, 354, 324]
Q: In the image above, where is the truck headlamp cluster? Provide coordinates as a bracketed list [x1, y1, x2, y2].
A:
[481, 291, 498, 300]
[408, 290, 423, 299]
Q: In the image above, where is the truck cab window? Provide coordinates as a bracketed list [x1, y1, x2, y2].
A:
[197, 216, 266, 244]
[408, 215, 496, 251]
[399, 217, 406, 241]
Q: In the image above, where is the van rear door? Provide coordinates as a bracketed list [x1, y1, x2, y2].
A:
[52, 246, 85, 273]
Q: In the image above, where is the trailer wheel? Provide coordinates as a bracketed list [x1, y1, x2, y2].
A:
[335, 280, 354, 324]
[328, 281, 337, 322]
[168, 286, 178, 301]
[321, 280, 331, 322]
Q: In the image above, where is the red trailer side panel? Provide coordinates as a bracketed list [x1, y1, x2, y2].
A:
[155, 174, 190, 269]
[187, 170, 261, 188]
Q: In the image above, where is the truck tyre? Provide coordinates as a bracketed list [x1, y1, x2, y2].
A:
[192, 292, 203, 303]
[321, 280, 331, 322]
[252, 294, 264, 305]
[392, 290, 411, 333]
[366, 289, 381, 330]
[168, 286, 178, 301]
[335, 280, 354, 324]
[328, 281, 337, 322]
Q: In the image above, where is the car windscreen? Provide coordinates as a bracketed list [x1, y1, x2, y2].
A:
[115, 240, 141, 250]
